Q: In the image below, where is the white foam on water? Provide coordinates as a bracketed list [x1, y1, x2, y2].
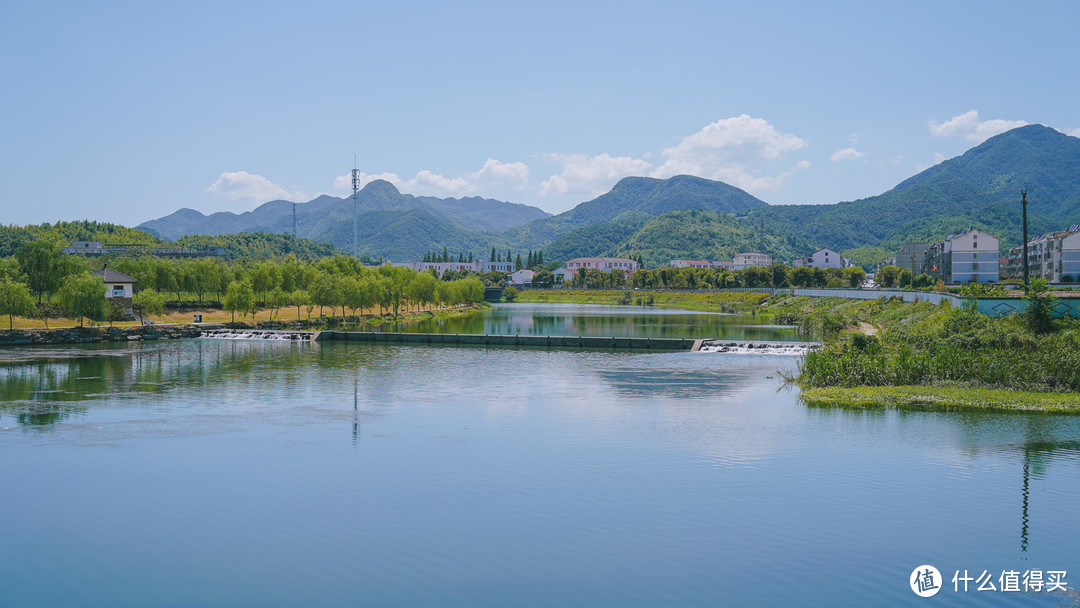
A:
[200, 329, 316, 341]
[698, 341, 818, 355]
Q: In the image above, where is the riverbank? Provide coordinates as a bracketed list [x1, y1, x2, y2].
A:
[517, 290, 1080, 412]
[801, 385, 1080, 413]
[0, 325, 202, 346]
[516, 289, 769, 313]
[784, 295, 1080, 411]
[0, 304, 486, 345]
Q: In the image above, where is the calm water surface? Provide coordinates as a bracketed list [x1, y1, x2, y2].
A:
[369, 302, 801, 341]
[1, 306, 1078, 607]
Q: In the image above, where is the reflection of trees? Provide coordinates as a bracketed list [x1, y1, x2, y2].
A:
[367, 305, 801, 341]
[0, 341, 387, 428]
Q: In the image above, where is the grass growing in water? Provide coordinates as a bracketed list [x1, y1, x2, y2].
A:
[801, 386, 1080, 414]
[789, 296, 1080, 408]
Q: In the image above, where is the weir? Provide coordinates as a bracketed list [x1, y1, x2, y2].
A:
[196, 329, 817, 353]
[200, 329, 320, 342]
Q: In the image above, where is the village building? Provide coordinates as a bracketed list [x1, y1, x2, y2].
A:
[883, 242, 928, 275]
[731, 253, 772, 269]
[565, 257, 639, 273]
[1002, 224, 1080, 282]
[63, 241, 225, 257]
[792, 248, 851, 269]
[923, 228, 999, 283]
[552, 268, 576, 284]
[509, 269, 535, 285]
[95, 267, 138, 316]
[400, 259, 516, 276]
[669, 260, 733, 270]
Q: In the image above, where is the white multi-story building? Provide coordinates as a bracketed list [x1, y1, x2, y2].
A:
[732, 253, 772, 269]
[401, 260, 516, 276]
[792, 248, 851, 269]
[565, 257, 639, 273]
[669, 260, 734, 270]
[1003, 225, 1080, 283]
[923, 228, 999, 283]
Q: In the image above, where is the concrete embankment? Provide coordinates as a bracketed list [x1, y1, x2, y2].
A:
[315, 331, 698, 351]
[0, 325, 203, 346]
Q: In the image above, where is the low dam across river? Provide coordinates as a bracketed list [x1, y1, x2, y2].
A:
[200, 328, 817, 354]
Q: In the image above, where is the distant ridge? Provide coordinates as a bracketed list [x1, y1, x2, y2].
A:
[133, 125, 1080, 265]
[139, 182, 551, 241]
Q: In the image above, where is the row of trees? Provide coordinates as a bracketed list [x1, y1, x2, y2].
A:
[566, 264, 866, 290]
[873, 266, 938, 289]
[0, 241, 488, 327]
[220, 265, 485, 322]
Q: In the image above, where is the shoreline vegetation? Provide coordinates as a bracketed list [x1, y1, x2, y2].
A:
[518, 288, 1080, 414]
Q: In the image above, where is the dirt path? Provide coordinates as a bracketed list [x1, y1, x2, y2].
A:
[856, 322, 878, 336]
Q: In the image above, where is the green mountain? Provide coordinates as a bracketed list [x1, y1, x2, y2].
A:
[126, 125, 1080, 267]
[750, 125, 1080, 255]
[139, 181, 551, 241]
[502, 174, 769, 248]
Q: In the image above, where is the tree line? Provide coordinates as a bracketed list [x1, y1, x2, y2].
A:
[564, 264, 866, 290]
[0, 241, 486, 327]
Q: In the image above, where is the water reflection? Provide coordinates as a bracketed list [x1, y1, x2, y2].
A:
[362, 302, 801, 341]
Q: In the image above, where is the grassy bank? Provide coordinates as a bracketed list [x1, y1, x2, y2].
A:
[775, 293, 1080, 411]
[516, 289, 769, 314]
[801, 386, 1080, 413]
[1, 302, 485, 331]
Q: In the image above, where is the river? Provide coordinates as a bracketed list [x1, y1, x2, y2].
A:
[0, 304, 1076, 606]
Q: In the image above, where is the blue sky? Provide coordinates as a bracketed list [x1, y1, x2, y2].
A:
[2, 0, 1078, 227]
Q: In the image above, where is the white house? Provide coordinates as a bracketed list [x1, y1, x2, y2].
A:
[923, 228, 999, 283]
[509, 269, 535, 285]
[553, 268, 577, 284]
[732, 253, 772, 269]
[792, 249, 851, 269]
[95, 267, 138, 315]
[565, 257, 639, 273]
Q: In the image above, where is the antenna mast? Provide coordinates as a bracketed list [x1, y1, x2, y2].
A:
[1021, 190, 1029, 287]
[351, 166, 361, 259]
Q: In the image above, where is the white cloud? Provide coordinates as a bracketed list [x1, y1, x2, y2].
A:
[538, 153, 652, 196]
[206, 171, 306, 202]
[830, 147, 865, 162]
[650, 114, 808, 192]
[929, 110, 1027, 143]
[913, 153, 949, 173]
[334, 170, 478, 197]
[1064, 127, 1080, 138]
[470, 158, 529, 189]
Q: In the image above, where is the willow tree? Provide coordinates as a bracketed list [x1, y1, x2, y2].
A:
[0, 277, 35, 329]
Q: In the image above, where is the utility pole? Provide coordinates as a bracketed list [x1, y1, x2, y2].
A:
[351, 167, 361, 259]
[292, 202, 297, 238]
[1021, 190, 1029, 287]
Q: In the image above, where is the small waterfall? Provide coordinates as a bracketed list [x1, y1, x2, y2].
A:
[200, 329, 317, 341]
[698, 340, 818, 355]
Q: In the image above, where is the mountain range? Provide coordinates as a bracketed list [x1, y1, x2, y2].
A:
[138, 125, 1080, 267]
